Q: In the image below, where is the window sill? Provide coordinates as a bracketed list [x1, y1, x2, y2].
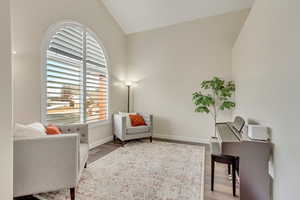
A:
[87, 120, 111, 128]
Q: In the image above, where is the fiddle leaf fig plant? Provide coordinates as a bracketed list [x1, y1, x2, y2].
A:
[192, 77, 236, 137]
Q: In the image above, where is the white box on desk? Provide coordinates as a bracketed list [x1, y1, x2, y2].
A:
[248, 125, 269, 141]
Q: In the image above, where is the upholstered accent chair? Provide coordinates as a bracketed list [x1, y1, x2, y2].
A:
[14, 124, 89, 200]
[113, 113, 153, 143]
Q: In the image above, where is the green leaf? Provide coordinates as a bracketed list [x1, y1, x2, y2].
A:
[201, 81, 211, 89]
[193, 77, 236, 114]
[220, 101, 236, 110]
[192, 92, 200, 100]
[227, 81, 236, 91]
[195, 106, 210, 113]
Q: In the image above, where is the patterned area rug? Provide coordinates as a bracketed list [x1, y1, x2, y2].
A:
[35, 140, 205, 200]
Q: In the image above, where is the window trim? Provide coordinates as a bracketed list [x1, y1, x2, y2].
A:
[41, 21, 111, 126]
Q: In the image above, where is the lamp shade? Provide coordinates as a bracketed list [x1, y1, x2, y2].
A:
[125, 81, 132, 86]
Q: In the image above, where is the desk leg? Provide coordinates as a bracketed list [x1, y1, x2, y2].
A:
[211, 156, 215, 191]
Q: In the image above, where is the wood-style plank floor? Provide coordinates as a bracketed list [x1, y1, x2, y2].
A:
[16, 139, 239, 200]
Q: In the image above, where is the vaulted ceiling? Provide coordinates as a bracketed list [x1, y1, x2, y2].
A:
[102, 0, 254, 34]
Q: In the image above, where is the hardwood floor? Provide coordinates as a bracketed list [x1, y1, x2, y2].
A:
[203, 146, 239, 200]
[16, 139, 239, 200]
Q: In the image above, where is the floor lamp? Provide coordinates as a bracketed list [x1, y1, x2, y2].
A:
[125, 82, 132, 112]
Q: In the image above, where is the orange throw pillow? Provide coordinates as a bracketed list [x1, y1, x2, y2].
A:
[46, 124, 62, 135]
[129, 114, 146, 127]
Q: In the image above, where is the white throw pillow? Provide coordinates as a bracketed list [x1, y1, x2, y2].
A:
[14, 123, 46, 138]
[119, 112, 136, 128]
[27, 122, 47, 135]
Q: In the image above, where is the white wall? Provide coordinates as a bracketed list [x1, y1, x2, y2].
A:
[128, 10, 249, 142]
[232, 0, 300, 199]
[0, 0, 13, 198]
[11, 0, 128, 147]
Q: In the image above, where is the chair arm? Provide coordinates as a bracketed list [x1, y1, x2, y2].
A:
[13, 134, 79, 197]
[57, 123, 88, 144]
[113, 114, 126, 140]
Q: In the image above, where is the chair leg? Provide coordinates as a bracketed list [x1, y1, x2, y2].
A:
[232, 159, 236, 197]
[70, 188, 75, 200]
[150, 136, 152, 143]
[228, 163, 231, 175]
[113, 135, 116, 144]
[211, 155, 215, 191]
[121, 140, 125, 147]
[236, 157, 240, 175]
[84, 162, 87, 169]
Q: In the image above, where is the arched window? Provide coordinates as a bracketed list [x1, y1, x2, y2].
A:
[42, 22, 109, 124]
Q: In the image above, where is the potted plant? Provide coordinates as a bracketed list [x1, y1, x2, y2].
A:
[192, 77, 236, 138]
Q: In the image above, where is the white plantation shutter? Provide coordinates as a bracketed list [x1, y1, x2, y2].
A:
[45, 23, 108, 124]
[85, 32, 108, 122]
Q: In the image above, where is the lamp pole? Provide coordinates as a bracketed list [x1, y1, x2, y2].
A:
[127, 85, 130, 112]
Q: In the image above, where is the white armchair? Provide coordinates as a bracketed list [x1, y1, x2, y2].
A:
[113, 113, 153, 143]
[13, 124, 89, 200]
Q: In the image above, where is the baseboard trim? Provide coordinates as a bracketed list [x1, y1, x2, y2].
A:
[89, 134, 209, 149]
[153, 134, 210, 144]
[89, 135, 113, 149]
